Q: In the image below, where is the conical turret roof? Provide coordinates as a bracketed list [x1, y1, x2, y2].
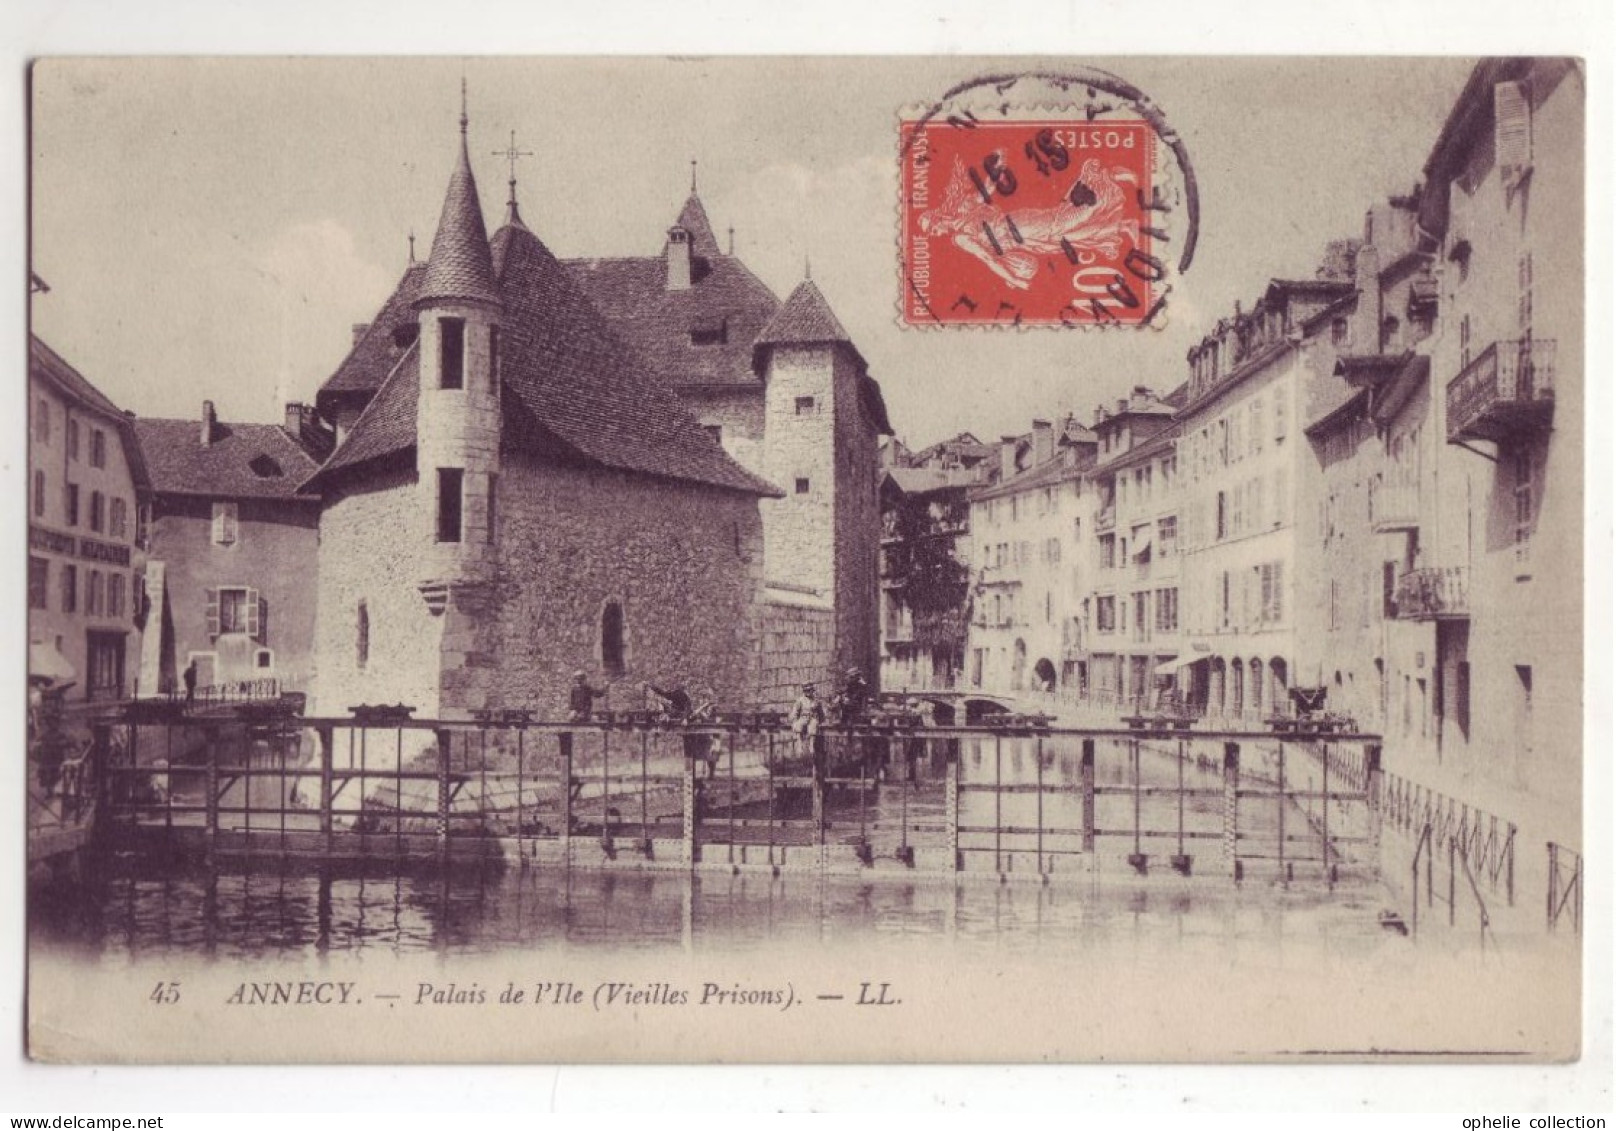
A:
[754, 278, 852, 349]
[417, 131, 502, 309]
[672, 193, 722, 259]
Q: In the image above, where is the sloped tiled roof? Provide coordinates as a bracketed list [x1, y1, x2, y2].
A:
[884, 465, 980, 496]
[416, 133, 502, 309]
[308, 344, 421, 483]
[565, 253, 780, 389]
[134, 417, 321, 500]
[319, 263, 426, 399]
[673, 193, 722, 258]
[306, 219, 781, 499]
[971, 450, 1092, 502]
[754, 278, 854, 354]
[29, 335, 127, 423]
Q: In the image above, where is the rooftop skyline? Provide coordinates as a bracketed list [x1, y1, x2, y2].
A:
[30, 57, 1472, 449]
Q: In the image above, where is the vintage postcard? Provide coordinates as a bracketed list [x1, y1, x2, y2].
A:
[23, 55, 1590, 1066]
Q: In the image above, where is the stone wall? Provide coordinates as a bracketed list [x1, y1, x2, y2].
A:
[479, 454, 766, 719]
[760, 345, 837, 599]
[831, 350, 882, 682]
[681, 387, 767, 481]
[751, 597, 837, 711]
[308, 466, 445, 717]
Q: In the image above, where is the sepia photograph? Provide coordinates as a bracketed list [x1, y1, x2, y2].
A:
[13, 32, 1607, 1100]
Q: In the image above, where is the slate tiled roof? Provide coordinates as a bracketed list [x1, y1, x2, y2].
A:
[319, 263, 426, 399]
[134, 417, 321, 500]
[673, 193, 722, 258]
[416, 134, 502, 309]
[489, 222, 779, 496]
[754, 278, 854, 354]
[307, 344, 421, 484]
[307, 220, 781, 499]
[565, 253, 780, 389]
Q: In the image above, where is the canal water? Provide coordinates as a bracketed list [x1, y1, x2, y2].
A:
[36, 727, 1392, 964]
[31, 858, 1408, 966]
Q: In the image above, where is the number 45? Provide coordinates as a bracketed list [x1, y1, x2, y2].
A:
[150, 981, 181, 1005]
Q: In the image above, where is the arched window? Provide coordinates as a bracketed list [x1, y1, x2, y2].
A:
[356, 600, 370, 669]
[601, 600, 625, 674]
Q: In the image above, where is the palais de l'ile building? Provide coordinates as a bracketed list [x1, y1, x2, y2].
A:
[299, 107, 890, 721]
[29, 104, 892, 727]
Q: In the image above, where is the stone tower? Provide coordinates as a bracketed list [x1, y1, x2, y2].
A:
[753, 276, 885, 680]
[413, 102, 504, 714]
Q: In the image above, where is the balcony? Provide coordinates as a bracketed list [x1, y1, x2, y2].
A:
[1394, 566, 1469, 620]
[1371, 481, 1420, 533]
[914, 609, 966, 648]
[1447, 339, 1555, 445]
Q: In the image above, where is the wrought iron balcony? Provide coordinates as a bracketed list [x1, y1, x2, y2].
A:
[1393, 566, 1469, 620]
[1447, 339, 1555, 445]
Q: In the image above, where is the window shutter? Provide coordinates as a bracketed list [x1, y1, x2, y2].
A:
[1494, 80, 1532, 185]
[212, 504, 224, 544]
[247, 589, 263, 641]
[206, 588, 221, 639]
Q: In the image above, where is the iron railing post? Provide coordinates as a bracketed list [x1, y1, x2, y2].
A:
[318, 725, 334, 856]
[1080, 738, 1096, 853]
[1223, 741, 1241, 880]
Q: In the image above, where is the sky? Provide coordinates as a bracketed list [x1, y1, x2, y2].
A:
[30, 56, 1475, 449]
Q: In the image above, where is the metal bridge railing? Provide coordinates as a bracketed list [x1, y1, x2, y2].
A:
[1378, 770, 1515, 906]
[1547, 841, 1583, 934]
[89, 713, 1385, 883]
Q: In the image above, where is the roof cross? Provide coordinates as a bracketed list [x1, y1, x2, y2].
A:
[494, 130, 535, 189]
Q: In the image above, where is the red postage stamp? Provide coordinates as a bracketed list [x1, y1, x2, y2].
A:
[901, 117, 1163, 328]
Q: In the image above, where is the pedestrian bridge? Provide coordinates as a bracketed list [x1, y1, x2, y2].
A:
[82, 707, 1390, 888]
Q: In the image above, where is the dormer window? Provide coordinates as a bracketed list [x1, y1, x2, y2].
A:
[439, 317, 465, 389]
[691, 319, 728, 346]
[249, 454, 284, 479]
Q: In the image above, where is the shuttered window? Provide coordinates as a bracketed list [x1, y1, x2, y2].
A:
[207, 586, 263, 639]
[1494, 80, 1532, 185]
[212, 501, 239, 546]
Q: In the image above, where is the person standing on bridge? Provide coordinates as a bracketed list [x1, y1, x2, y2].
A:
[183, 659, 198, 708]
[791, 682, 824, 767]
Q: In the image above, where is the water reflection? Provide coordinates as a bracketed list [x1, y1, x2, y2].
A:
[31, 858, 1395, 966]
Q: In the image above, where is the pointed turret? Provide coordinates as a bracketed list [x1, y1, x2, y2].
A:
[673, 193, 722, 260]
[416, 121, 501, 310]
[752, 278, 854, 366]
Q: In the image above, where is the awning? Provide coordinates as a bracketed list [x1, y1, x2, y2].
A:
[1152, 655, 1185, 676]
[29, 640, 76, 684]
[1132, 528, 1153, 558]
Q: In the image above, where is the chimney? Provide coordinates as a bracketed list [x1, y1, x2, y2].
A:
[351, 323, 370, 346]
[665, 227, 692, 291]
[1031, 419, 1054, 465]
[200, 400, 217, 448]
[1352, 243, 1382, 351]
[284, 401, 309, 439]
[999, 435, 1019, 482]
